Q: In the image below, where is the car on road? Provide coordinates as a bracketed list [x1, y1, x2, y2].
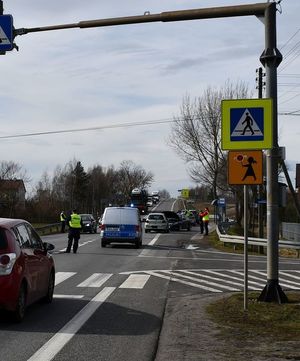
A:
[0, 218, 55, 322]
[80, 214, 97, 233]
[162, 211, 191, 231]
[144, 212, 169, 233]
[100, 207, 142, 248]
[180, 210, 197, 226]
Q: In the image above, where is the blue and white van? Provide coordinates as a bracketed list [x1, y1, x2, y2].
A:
[100, 207, 142, 248]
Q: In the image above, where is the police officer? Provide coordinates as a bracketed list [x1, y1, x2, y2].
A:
[66, 209, 82, 253]
[60, 211, 66, 233]
[200, 207, 210, 236]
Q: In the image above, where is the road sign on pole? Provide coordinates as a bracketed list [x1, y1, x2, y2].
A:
[228, 150, 263, 185]
[0, 15, 14, 52]
[221, 98, 273, 150]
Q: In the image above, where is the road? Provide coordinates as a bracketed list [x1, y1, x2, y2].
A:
[1, 199, 300, 361]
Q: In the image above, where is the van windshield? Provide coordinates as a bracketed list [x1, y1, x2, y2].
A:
[0, 228, 8, 250]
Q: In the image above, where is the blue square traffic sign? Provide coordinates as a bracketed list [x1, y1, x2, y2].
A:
[230, 107, 264, 142]
[0, 15, 14, 52]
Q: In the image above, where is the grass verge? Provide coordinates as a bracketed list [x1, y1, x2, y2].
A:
[206, 292, 300, 341]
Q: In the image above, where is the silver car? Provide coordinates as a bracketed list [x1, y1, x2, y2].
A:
[144, 212, 169, 233]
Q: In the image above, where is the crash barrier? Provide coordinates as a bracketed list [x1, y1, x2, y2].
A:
[216, 223, 300, 257]
[281, 222, 300, 242]
[35, 222, 61, 235]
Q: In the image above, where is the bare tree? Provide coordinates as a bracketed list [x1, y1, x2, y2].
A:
[169, 81, 251, 199]
[0, 160, 30, 182]
[115, 160, 154, 203]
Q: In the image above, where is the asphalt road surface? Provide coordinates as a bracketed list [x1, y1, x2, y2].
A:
[1, 199, 300, 361]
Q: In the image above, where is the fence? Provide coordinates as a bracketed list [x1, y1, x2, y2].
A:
[281, 222, 300, 242]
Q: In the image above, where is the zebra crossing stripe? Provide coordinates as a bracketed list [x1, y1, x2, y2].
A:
[145, 271, 222, 293]
[55, 272, 77, 286]
[279, 271, 300, 282]
[119, 274, 150, 289]
[230, 270, 266, 288]
[54, 294, 84, 299]
[162, 270, 240, 292]
[77, 273, 112, 288]
[181, 270, 246, 289]
[252, 270, 300, 290]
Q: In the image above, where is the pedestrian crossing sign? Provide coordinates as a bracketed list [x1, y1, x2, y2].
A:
[221, 98, 273, 150]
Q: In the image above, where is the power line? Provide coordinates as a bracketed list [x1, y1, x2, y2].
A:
[0, 118, 177, 140]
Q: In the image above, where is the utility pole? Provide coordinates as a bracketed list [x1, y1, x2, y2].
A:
[258, 3, 288, 303]
[256, 67, 265, 241]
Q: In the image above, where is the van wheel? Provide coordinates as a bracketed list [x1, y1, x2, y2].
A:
[13, 283, 26, 322]
[135, 239, 140, 249]
[101, 240, 106, 247]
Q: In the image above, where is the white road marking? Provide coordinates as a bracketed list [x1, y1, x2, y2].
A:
[230, 270, 267, 288]
[27, 287, 115, 361]
[182, 270, 245, 288]
[145, 270, 222, 293]
[252, 270, 300, 289]
[191, 233, 203, 241]
[53, 294, 84, 299]
[55, 272, 76, 286]
[186, 244, 199, 250]
[161, 270, 240, 291]
[280, 271, 300, 281]
[77, 273, 112, 288]
[119, 274, 150, 289]
[148, 233, 160, 246]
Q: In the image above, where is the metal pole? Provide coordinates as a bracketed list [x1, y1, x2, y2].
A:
[258, 3, 287, 303]
[244, 185, 248, 311]
[14, 3, 267, 37]
[0, 1, 3, 15]
[256, 67, 264, 243]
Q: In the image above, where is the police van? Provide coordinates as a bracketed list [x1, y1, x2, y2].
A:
[99, 207, 142, 248]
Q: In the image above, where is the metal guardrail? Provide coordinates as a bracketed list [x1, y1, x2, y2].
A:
[35, 222, 61, 235]
[216, 224, 300, 252]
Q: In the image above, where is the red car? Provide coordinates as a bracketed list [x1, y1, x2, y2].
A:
[0, 218, 55, 322]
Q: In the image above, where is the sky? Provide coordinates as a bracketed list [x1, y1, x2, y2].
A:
[0, 0, 299, 197]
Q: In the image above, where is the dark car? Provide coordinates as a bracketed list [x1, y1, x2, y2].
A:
[0, 218, 55, 321]
[80, 214, 97, 233]
[162, 211, 191, 231]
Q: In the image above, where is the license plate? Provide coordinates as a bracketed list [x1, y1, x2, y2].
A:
[106, 227, 119, 231]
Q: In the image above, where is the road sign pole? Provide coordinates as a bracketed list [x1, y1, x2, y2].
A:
[244, 185, 248, 311]
[0, 1, 3, 15]
[258, 3, 288, 303]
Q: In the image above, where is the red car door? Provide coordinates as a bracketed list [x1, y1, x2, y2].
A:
[15, 224, 42, 304]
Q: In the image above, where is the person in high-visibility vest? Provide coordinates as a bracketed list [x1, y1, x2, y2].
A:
[66, 209, 82, 253]
[60, 211, 66, 233]
[200, 207, 210, 235]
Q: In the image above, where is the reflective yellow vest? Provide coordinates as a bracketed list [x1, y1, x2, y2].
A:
[69, 213, 81, 228]
[202, 211, 209, 222]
